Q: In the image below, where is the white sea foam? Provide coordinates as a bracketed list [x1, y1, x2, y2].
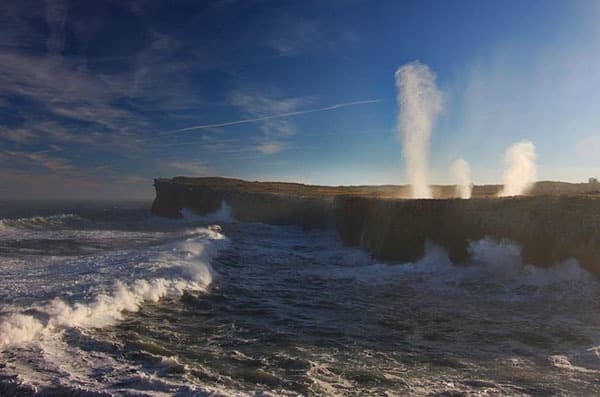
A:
[0, 226, 227, 349]
[322, 236, 595, 295]
[2, 213, 599, 395]
[181, 200, 234, 223]
[0, 213, 85, 230]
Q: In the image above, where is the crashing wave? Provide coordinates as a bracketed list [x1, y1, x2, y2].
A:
[0, 213, 87, 232]
[0, 226, 228, 348]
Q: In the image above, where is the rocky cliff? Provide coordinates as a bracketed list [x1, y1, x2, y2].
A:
[152, 177, 334, 229]
[153, 177, 600, 276]
[334, 196, 600, 275]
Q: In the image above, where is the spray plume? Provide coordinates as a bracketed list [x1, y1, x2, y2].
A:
[498, 140, 537, 197]
[395, 61, 442, 198]
[451, 158, 472, 199]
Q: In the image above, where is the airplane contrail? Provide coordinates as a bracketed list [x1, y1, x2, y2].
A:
[162, 99, 381, 134]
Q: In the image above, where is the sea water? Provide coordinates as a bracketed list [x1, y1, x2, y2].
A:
[1, 200, 600, 396]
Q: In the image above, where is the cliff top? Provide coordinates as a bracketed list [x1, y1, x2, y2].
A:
[155, 177, 600, 199]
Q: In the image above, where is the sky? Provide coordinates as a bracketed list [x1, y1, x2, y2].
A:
[1, 0, 599, 199]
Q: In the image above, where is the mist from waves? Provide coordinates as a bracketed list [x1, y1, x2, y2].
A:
[1, 201, 600, 396]
[498, 140, 537, 197]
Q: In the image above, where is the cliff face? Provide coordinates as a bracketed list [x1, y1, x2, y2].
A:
[152, 178, 334, 229]
[334, 196, 600, 274]
[152, 177, 600, 276]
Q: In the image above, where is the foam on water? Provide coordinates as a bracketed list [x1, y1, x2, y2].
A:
[0, 227, 226, 348]
[327, 237, 596, 294]
[0, 213, 85, 230]
[181, 200, 234, 223]
[2, 205, 600, 395]
[0, 208, 234, 395]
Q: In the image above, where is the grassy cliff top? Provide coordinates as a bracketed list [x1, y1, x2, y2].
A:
[156, 177, 600, 199]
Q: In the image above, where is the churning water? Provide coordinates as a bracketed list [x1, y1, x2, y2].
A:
[1, 201, 600, 396]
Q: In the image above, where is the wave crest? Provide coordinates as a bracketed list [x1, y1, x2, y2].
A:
[0, 226, 228, 348]
[0, 213, 86, 232]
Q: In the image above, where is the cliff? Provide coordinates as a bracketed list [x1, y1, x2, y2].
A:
[152, 177, 600, 276]
[152, 177, 335, 229]
[334, 196, 600, 275]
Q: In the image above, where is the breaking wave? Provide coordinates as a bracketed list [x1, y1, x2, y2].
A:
[0, 213, 87, 234]
[0, 226, 227, 348]
[2, 203, 600, 396]
[320, 236, 597, 302]
[181, 200, 234, 223]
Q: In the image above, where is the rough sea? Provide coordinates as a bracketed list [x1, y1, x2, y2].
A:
[1, 200, 600, 396]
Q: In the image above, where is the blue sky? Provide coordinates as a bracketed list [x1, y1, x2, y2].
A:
[1, 0, 599, 198]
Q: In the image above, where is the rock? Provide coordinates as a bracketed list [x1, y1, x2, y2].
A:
[151, 177, 600, 277]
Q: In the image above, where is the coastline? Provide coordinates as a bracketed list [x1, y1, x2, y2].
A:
[152, 177, 600, 276]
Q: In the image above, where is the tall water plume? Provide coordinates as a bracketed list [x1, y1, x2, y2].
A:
[451, 158, 472, 199]
[498, 140, 537, 197]
[395, 61, 442, 198]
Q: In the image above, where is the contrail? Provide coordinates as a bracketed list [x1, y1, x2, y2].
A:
[162, 99, 381, 134]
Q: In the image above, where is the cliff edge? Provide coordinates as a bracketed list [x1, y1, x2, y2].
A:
[152, 177, 600, 276]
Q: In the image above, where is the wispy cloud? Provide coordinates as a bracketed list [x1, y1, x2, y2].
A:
[164, 99, 381, 134]
[265, 14, 357, 57]
[229, 91, 304, 139]
[0, 2, 216, 158]
[1, 121, 113, 147]
[119, 175, 147, 185]
[1, 150, 72, 172]
[0, 128, 37, 144]
[167, 161, 210, 176]
[256, 141, 286, 154]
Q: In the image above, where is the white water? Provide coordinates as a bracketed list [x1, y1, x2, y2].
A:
[451, 158, 472, 199]
[0, 229, 226, 348]
[498, 140, 537, 197]
[0, 209, 233, 395]
[395, 61, 442, 199]
[320, 237, 595, 296]
[2, 207, 600, 396]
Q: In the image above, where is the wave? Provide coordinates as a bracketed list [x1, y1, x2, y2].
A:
[321, 236, 597, 298]
[180, 200, 234, 223]
[0, 226, 228, 349]
[0, 213, 87, 231]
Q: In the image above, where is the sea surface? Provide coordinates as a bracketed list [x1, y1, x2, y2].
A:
[1, 200, 600, 396]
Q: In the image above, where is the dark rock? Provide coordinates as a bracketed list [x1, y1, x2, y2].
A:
[334, 195, 600, 276]
[151, 177, 600, 277]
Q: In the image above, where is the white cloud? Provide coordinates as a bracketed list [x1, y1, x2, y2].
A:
[1, 122, 112, 147]
[265, 16, 354, 57]
[256, 142, 285, 155]
[120, 175, 147, 184]
[229, 90, 306, 139]
[1, 128, 37, 143]
[2, 150, 72, 172]
[168, 161, 209, 175]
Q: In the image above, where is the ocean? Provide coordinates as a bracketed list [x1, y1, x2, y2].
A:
[1, 201, 600, 396]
